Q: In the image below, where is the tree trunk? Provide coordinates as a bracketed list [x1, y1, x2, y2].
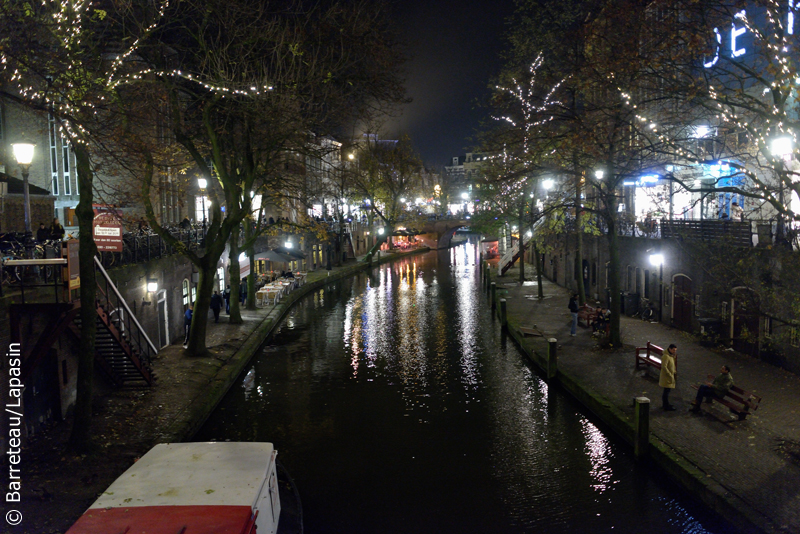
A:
[575, 170, 586, 306]
[245, 222, 256, 310]
[605, 189, 622, 347]
[518, 209, 526, 285]
[69, 145, 97, 452]
[228, 225, 243, 324]
[186, 263, 217, 355]
[533, 242, 544, 299]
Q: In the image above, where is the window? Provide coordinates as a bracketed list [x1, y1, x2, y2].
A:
[191, 285, 197, 305]
[720, 302, 728, 321]
[62, 135, 71, 195]
[195, 196, 208, 223]
[217, 267, 225, 291]
[182, 279, 189, 306]
[764, 317, 773, 339]
[48, 114, 59, 195]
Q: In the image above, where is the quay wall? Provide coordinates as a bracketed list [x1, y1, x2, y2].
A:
[503, 316, 767, 534]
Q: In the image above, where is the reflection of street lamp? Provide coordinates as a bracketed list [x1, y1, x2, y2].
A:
[770, 136, 793, 243]
[12, 142, 36, 258]
[197, 177, 207, 233]
[649, 252, 664, 321]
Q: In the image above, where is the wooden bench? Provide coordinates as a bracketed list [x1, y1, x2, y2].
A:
[577, 304, 598, 328]
[691, 377, 761, 420]
[634, 341, 664, 371]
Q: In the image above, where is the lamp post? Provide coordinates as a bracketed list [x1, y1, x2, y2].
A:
[12, 142, 36, 259]
[649, 253, 664, 322]
[197, 177, 207, 234]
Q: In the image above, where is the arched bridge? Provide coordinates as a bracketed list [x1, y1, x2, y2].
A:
[411, 218, 471, 249]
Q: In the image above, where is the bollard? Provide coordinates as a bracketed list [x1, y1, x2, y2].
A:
[491, 282, 497, 309]
[634, 397, 650, 460]
[547, 338, 558, 380]
[486, 267, 492, 294]
[499, 298, 507, 326]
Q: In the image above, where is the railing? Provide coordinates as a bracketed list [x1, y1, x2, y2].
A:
[661, 219, 753, 247]
[96, 227, 206, 270]
[94, 256, 158, 363]
[498, 218, 545, 273]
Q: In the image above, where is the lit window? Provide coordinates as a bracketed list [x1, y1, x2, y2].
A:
[182, 279, 189, 306]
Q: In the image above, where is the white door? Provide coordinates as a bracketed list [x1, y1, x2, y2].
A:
[157, 289, 169, 348]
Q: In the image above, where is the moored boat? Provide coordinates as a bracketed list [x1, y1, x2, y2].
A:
[66, 442, 281, 534]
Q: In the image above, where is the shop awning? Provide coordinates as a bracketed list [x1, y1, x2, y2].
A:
[273, 246, 306, 259]
[254, 250, 294, 263]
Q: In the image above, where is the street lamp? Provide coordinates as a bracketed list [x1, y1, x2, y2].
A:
[649, 252, 664, 321]
[197, 177, 208, 233]
[11, 142, 36, 258]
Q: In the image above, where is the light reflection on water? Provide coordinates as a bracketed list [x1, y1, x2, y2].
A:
[196, 240, 730, 534]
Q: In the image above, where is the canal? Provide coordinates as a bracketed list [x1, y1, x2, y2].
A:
[195, 241, 732, 534]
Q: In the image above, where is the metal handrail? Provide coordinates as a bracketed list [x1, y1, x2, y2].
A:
[94, 256, 158, 357]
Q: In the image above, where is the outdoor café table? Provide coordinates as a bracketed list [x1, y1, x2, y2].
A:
[260, 287, 282, 305]
[279, 279, 295, 291]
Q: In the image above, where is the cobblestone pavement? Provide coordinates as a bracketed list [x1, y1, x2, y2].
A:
[495, 263, 800, 534]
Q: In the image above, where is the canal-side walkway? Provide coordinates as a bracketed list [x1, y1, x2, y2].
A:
[495, 264, 800, 534]
[17, 249, 426, 534]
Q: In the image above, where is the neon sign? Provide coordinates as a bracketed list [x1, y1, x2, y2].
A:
[704, 2, 796, 68]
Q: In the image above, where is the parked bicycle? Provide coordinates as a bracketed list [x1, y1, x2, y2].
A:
[635, 297, 656, 321]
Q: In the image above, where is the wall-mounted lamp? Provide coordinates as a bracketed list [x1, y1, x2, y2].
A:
[143, 278, 158, 305]
[284, 241, 293, 248]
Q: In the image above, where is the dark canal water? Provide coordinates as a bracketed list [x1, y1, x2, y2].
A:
[194, 241, 732, 534]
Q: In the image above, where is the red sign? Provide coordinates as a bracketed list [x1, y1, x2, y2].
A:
[93, 212, 123, 252]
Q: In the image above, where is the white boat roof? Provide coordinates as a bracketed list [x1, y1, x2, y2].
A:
[89, 442, 275, 509]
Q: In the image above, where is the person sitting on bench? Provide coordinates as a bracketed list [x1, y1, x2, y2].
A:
[690, 365, 733, 412]
[592, 307, 609, 334]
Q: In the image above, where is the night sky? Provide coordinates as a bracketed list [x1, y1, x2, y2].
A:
[386, 0, 517, 168]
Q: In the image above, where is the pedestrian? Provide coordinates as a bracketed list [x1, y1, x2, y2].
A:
[36, 222, 49, 243]
[50, 218, 66, 240]
[210, 290, 223, 323]
[223, 285, 231, 314]
[179, 216, 191, 230]
[138, 216, 149, 234]
[240, 278, 247, 305]
[659, 344, 678, 411]
[690, 365, 733, 412]
[183, 304, 193, 347]
[568, 294, 579, 336]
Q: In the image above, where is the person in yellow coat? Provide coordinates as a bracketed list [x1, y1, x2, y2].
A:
[659, 344, 677, 411]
